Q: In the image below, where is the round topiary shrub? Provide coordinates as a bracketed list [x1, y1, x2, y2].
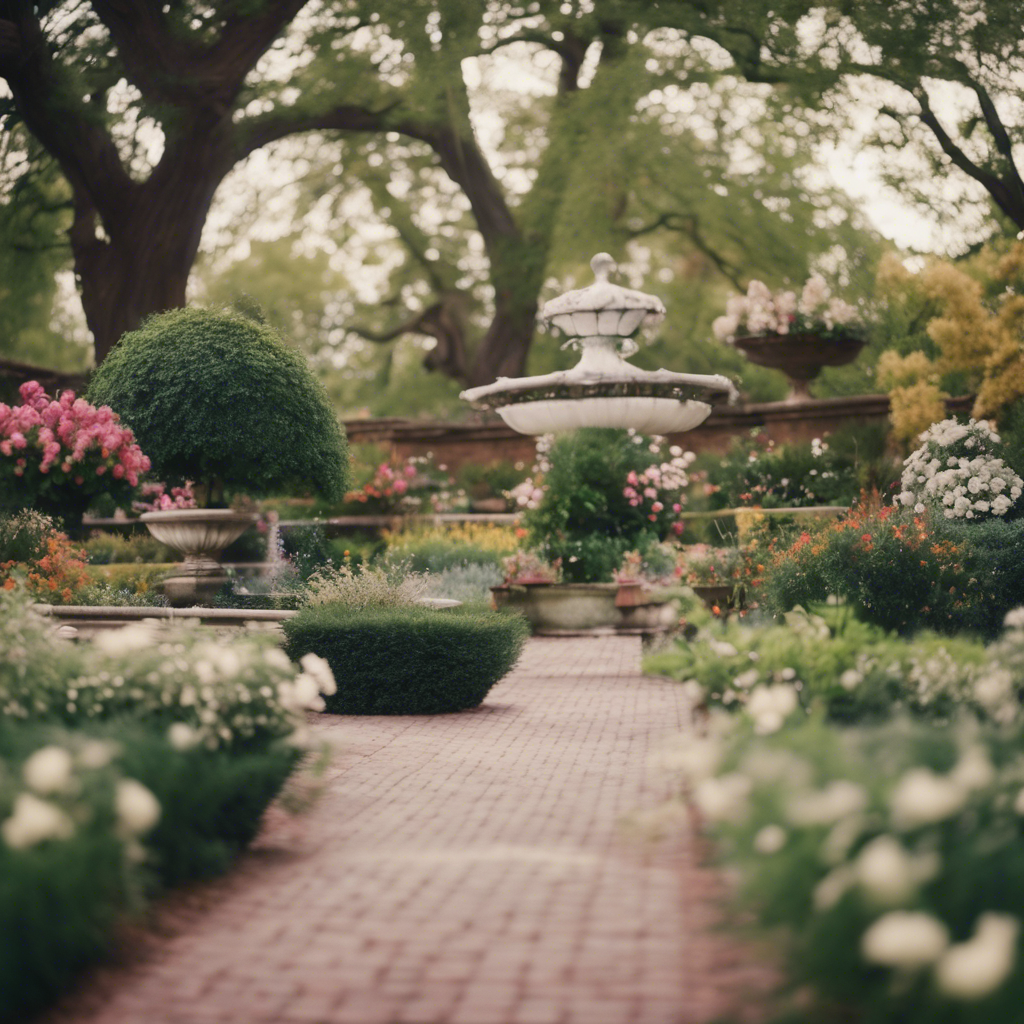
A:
[282, 605, 529, 714]
[87, 307, 348, 506]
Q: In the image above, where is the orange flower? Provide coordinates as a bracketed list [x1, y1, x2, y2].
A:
[2, 579, 14, 591]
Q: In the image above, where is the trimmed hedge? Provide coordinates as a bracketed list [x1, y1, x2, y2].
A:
[87, 306, 349, 503]
[282, 605, 529, 714]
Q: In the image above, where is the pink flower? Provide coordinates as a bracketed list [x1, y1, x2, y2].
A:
[672, 503, 682, 513]
[651, 501, 664, 513]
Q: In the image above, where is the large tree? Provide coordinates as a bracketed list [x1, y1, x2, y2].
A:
[686, 0, 1024, 245]
[0, 0, 874, 383]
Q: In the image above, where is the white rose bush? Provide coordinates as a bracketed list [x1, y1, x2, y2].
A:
[647, 594, 1024, 1021]
[896, 418, 1024, 520]
[0, 591, 336, 1020]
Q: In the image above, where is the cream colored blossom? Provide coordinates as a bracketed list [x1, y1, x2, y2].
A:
[2, 793, 75, 848]
[22, 746, 74, 795]
[861, 911, 949, 970]
[115, 779, 161, 835]
[934, 914, 1019, 1000]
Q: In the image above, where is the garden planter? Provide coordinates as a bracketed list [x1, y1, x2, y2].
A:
[513, 582, 620, 633]
[615, 581, 647, 607]
[140, 509, 258, 606]
[732, 332, 865, 404]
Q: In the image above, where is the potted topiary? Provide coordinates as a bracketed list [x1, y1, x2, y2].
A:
[87, 307, 349, 605]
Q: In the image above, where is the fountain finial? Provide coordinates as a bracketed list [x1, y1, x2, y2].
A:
[591, 252, 616, 281]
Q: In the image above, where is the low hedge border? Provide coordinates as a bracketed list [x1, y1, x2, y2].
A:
[283, 605, 529, 714]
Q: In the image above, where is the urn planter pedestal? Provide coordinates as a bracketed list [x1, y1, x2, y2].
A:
[140, 509, 258, 607]
[732, 332, 865, 404]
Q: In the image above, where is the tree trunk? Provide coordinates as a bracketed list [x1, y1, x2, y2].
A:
[466, 296, 538, 387]
[71, 134, 233, 364]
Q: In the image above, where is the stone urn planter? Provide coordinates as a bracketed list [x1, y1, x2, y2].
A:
[140, 508, 258, 607]
[504, 582, 621, 634]
[732, 332, 865, 404]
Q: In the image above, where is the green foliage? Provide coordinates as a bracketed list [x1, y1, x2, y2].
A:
[112, 728, 300, 885]
[81, 531, 175, 564]
[380, 537, 503, 573]
[86, 307, 349, 504]
[680, 714, 1024, 1022]
[283, 605, 528, 714]
[523, 429, 663, 583]
[757, 505, 1024, 639]
[698, 431, 859, 510]
[646, 605, 995, 726]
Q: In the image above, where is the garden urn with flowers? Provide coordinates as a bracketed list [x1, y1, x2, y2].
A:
[713, 276, 867, 403]
[87, 306, 349, 605]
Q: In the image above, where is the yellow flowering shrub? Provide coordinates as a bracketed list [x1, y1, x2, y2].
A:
[876, 242, 1024, 440]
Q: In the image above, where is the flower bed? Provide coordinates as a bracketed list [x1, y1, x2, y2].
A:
[648, 588, 1024, 1018]
[0, 592, 336, 1019]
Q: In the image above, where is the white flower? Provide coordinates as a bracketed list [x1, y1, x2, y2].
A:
[77, 740, 117, 770]
[787, 780, 868, 826]
[814, 865, 855, 910]
[167, 723, 201, 751]
[115, 779, 161, 835]
[193, 660, 217, 686]
[708, 639, 738, 658]
[855, 835, 938, 905]
[299, 652, 337, 696]
[693, 773, 751, 823]
[652, 736, 722, 781]
[753, 824, 787, 854]
[1004, 607, 1024, 630]
[861, 911, 949, 970]
[734, 668, 759, 690]
[934, 914, 1019, 1000]
[949, 746, 995, 791]
[890, 768, 967, 829]
[263, 647, 292, 672]
[746, 684, 799, 735]
[22, 746, 74, 795]
[839, 668, 863, 691]
[92, 622, 158, 655]
[1, 793, 75, 848]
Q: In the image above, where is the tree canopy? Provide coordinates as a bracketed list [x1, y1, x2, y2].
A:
[1, 0, 1019, 400]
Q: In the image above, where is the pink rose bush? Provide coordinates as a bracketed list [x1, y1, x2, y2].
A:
[622, 445, 696, 536]
[712, 275, 864, 343]
[0, 382, 150, 523]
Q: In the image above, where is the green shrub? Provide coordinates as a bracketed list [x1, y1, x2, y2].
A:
[645, 605, 1000, 727]
[380, 537, 503, 573]
[0, 718, 304, 1022]
[0, 723, 153, 1024]
[87, 307, 349, 506]
[0, 591, 334, 751]
[524, 429, 666, 582]
[111, 727, 301, 885]
[757, 504, 1024, 639]
[283, 605, 528, 714]
[677, 714, 1024, 1022]
[81, 531, 175, 564]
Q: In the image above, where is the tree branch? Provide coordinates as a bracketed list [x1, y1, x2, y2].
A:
[0, 10, 134, 225]
[914, 85, 1024, 228]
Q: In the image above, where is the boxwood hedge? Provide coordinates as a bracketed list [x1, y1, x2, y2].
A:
[282, 605, 529, 714]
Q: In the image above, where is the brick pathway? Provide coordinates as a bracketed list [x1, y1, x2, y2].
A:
[42, 637, 772, 1024]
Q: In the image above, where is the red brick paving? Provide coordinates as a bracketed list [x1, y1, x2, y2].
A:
[41, 636, 773, 1024]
